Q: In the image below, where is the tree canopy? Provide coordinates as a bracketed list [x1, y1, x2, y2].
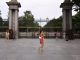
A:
[72, 0, 80, 11]
[0, 10, 3, 26]
[18, 10, 39, 27]
[44, 11, 80, 31]
[72, 11, 80, 29]
[44, 16, 62, 28]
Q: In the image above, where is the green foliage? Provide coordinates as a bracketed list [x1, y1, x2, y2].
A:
[44, 17, 62, 32]
[44, 11, 80, 31]
[72, 0, 80, 11]
[18, 10, 39, 27]
[0, 18, 2, 26]
[0, 10, 1, 16]
[44, 16, 62, 28]
[72, 11, 80, 29]
[72, 0, 80, 6]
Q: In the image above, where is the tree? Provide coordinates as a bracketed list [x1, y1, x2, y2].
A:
[72, 0, 80, 11]
[44, 16, 62, 28]
[23, 10, 34, 27]
[72, 0, 80, 6]
[18, 16, 24, 26]
[72, 11, 80, 30]
[18, 10, 39, 27]
[44, 10, 80, 31]
[0, 10, 3, 26]
[44, 17, 62, 32]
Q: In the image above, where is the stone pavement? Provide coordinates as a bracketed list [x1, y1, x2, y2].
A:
[0, 38, 80, 60]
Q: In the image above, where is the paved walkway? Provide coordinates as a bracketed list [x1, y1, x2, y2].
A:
[0, 38, 80, 60]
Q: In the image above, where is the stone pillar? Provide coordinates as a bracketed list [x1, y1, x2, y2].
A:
[6, 0, 21, 39]
[63, 9, 72, 31]
[9, 10, 12, 29]
[14, 10, 18, 38]
[60, 0, 73, 40]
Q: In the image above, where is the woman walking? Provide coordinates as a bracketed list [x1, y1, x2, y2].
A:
[39, 31, 45, 48]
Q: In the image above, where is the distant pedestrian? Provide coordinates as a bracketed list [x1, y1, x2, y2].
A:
[9, 29, 13, 39]
[5, 29, 9, 40]
[54, 32, 57, 38]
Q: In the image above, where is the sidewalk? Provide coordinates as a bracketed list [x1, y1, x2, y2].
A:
[0, 38, 80, 60]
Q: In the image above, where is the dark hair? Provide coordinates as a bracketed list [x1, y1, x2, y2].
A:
[39, 30, 42, 35]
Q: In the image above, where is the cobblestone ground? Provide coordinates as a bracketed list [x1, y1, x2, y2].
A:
[0, 38, 80, 60]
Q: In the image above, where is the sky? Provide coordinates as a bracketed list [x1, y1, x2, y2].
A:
[0, 0, 64, 19]
[0, 0, 76, 26]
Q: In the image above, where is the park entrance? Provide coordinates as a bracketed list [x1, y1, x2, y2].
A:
[2, 0, 74, 40]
